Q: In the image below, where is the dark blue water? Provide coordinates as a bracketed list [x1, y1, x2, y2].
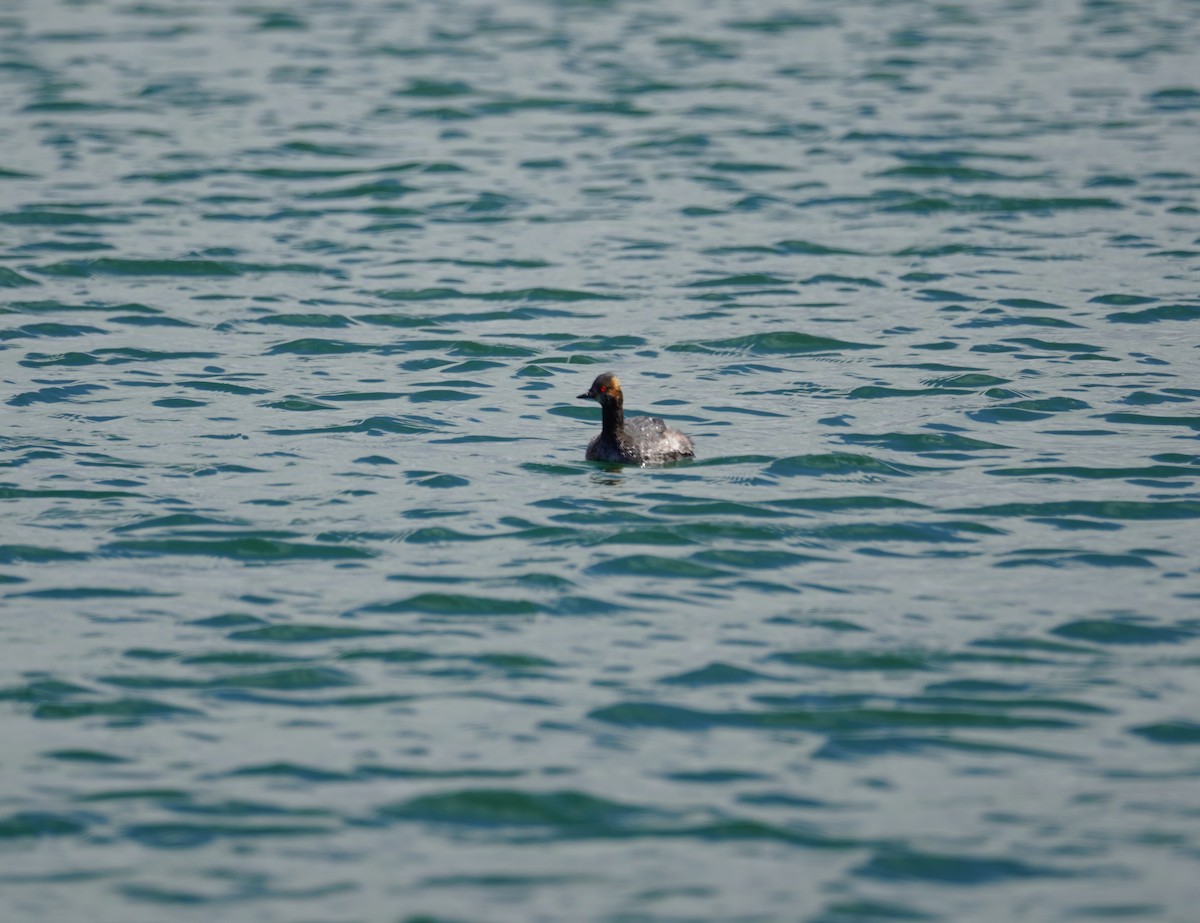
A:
[3, 1, 1200, 920]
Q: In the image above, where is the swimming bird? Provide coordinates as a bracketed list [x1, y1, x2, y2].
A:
[577, 372, 695, 465]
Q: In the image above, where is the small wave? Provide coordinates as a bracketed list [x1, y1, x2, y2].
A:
[105, 537, 376, 561]
[360, 593, 541, 617]
[670, 332, 878, 356]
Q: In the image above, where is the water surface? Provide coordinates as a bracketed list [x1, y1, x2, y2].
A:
[2, 1, 1200, 921]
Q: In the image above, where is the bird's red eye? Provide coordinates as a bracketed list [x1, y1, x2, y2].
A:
[599, 385, 607, 393]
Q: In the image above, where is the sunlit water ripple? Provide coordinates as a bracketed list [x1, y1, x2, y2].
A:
[2, 1, 1199, 921]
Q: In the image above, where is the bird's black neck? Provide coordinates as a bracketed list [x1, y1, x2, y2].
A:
[601, 401, 624, 436]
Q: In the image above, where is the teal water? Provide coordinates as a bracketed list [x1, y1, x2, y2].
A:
[3, 1, 1200, 920]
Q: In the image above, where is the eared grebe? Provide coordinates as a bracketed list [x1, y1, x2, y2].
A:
[577, 372, 695, 465]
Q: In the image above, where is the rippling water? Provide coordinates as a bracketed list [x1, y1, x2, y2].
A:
[3, 1, 1200, 920]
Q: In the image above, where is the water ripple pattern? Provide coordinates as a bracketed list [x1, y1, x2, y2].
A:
[2, 1, 1199, 921]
